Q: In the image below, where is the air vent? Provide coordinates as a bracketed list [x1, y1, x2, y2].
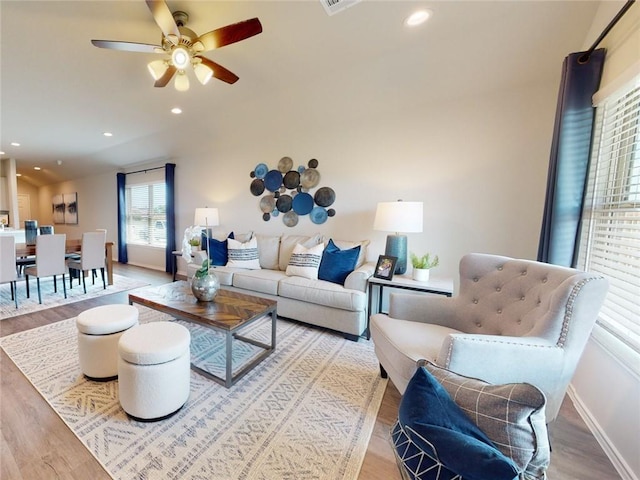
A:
[320, 0, 362, 16]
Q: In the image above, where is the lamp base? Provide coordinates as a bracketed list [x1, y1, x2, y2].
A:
[385, 234, 407, 275]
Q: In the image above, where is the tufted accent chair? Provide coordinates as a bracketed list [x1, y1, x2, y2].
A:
[370, 252, 609, 422]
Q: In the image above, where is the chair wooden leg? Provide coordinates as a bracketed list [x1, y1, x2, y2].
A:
[62, 273, 67, 299]
[36, 277, 42, 304]
[100, 268, 106, 289]
[82, 272, 87, 294]
[25, 275, 30, 298]
[53, 275, 58, 293]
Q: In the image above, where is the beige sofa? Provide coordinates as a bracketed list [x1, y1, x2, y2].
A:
[186, 233, 374, 341]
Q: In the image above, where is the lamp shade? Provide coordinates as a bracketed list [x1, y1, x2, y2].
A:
[194, 207, 219, 227]
[373, 201, 423, 233]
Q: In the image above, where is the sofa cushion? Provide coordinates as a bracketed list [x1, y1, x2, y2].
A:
[278, 276, 366, 311]
[318, 239, 360, 285]
[232, 269, 286, 296]
[226, 237, 261, 270]
[203, 231, 234, 266]
[278, 234, 323, 271]
[422, 361, 549, 479]
[286, 242, 324, 280]
[256, 234, 281, 270]
[327, 238, 370, 268]
[397, 366, 519, 480]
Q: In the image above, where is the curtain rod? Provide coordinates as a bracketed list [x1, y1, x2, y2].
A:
[124, 166, 165, 176]
[579, 0, 636, 63]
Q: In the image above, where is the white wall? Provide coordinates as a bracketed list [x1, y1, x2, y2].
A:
[571, 2, 640, 480]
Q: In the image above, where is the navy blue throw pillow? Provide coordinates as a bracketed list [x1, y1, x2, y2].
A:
[318, 239, 361, 285]
[397, 367, 519, 480]
[202, 231, 234, 266]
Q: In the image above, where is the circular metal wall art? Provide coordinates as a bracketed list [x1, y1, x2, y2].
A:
[276, 194, 293, 212]
[278, 156, 293, 173]
[283, 210, 299, 227]
[254, 163, 268, 179]
[250, 178, 265, 196]
[283, 170, 300, 189]
[300, 168, 320, 189]
[259, 195, 276, 213]
[264, 170, 283, 192]
[292, 192, 314, 215]
[314, 187, 335, 207]
[308, 158, 319, 169]
[310, 206, 328, 224]
[262, 212, 271, 221]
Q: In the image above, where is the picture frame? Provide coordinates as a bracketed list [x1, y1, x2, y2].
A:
[374, 255, 397, 280]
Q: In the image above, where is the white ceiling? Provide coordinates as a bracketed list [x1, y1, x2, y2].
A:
[1, 0, 601, 187]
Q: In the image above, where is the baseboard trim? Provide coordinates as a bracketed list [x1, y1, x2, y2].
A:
[567, 385, 638, 480]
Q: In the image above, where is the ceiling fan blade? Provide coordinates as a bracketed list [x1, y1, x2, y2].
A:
[145, 0, 180, 44]
[154, 65, 177, 87]
[199, 57, 239, 84]
[91, 39, 163, 54]
[196, 18, 262, 52]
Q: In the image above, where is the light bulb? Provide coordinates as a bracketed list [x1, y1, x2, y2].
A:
[171, 47, 190, 70]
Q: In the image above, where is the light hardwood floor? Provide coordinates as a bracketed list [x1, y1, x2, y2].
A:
[1, 264, 621, 479]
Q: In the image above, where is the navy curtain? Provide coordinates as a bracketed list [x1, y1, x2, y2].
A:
[165, 163, 176, 273]
[537, 49, 605, 267]
[116, 172, 128, 264]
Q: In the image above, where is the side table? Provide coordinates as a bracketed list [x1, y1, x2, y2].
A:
[366, 274, 454, 339]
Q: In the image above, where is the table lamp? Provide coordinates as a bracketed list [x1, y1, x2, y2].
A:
[194, 207, 220, 261]
[373, 200, 423, 274]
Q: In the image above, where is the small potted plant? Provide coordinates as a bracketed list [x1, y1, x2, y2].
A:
[410, 252, 439, 282]
[188, 237, 201, 253]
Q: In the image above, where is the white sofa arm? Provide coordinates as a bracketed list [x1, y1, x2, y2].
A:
[388, 293, 456, 326]
[344, 262, 376, 291]
[192, 250, 208, 264]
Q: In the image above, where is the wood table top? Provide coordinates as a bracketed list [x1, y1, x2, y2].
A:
[129, 281, 277, 332]
[16, 240, 114, 256]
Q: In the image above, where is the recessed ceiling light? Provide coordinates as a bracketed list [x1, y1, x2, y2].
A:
[34, 166, 41, 171]
[405, 9, 432, 27]
[171, 107, 182, 114]
[11, 142, 20, 147]
[0, 151, 4, 155]
[103, 132, 113, 137]
[16, 173, 22, 177]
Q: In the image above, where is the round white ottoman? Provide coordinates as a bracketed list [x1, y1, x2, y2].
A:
[76, 304, 139, 381]
[118, 322, 191, 421]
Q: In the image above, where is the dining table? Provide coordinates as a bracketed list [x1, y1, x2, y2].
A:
[16, 240, 115, 285]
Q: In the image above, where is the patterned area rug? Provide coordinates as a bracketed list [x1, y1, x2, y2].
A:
[1, 306, 387, 479]
[0, 274, 148, 319]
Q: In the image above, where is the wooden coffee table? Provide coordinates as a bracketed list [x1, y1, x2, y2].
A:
[128, 281, 277, 388]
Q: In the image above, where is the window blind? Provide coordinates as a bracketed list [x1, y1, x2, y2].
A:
[577, 78, 640, 357]
[126, 183, 167, 247]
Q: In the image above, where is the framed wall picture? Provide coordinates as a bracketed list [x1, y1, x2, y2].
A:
[52, 194, 65, 224]
[64, 192, 78, 225]
[374, 255, 397, 280]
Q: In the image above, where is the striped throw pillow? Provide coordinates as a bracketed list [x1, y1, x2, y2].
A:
[285, 242, 325, 280]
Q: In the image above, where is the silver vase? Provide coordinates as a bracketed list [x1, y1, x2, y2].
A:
[191, 270, 220, 301]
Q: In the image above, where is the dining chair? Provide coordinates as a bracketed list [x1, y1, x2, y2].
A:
[67, 231, 107, 294]
[0, 236, 19, 308]
[24, 234, 68, 304]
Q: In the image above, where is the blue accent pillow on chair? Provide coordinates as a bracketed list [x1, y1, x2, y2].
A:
[202, 232, 234, 266]
[318, 239, 361, 285]
[394, 366, 519, 480]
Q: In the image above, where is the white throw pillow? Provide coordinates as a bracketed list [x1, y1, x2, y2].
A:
[226, 237, 261, 270]
[285, 242, 325, 280]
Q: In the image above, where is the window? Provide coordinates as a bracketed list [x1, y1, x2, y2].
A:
[126, 182, 167, 247]
[577, 73, 640, 367]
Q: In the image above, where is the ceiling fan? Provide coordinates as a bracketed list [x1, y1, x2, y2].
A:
[91, 0, 262, 91]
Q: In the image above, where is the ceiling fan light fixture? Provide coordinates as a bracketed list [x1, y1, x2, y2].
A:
[194, 62, 213, 85]
[147, 59, 169, 81]
[174, 71, 190, 91]
[171, 47, 190, 70]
